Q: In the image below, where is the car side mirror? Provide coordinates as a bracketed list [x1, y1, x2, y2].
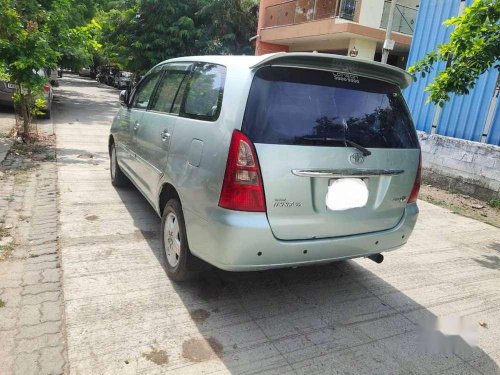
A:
[119, 90, 129, 107]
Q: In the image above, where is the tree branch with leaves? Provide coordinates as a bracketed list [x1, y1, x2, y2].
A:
[408, 0, 500, 106]
[0, 1, 59, 139]
[0, 0, 101, 141]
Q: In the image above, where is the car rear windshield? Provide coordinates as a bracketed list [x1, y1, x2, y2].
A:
[242, 66, 419, 149]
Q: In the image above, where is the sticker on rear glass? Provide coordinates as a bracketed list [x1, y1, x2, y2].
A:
[332, 72, 360, 84]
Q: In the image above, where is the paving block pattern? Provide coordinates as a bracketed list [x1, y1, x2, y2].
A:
[0, 138, 67, 374]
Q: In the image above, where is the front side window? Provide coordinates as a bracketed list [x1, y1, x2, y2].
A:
[243, 66, 419, 149]
[150, 68, 188, 113]
[182, 63, 226, 121]
[131, 70, 162, 110]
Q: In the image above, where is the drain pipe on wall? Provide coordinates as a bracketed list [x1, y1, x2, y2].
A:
[381, 0, 397, 64]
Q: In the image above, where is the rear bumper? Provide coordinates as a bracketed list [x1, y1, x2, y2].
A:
[185, 203, 419, 271]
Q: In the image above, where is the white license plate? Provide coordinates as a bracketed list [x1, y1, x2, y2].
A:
[326, 178, 369, 211]
[7, 83, 15, 89]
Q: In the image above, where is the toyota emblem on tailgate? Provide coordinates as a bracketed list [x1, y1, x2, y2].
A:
[349, 152, 365, 165]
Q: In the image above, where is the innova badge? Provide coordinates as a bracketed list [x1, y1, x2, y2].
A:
[349, 152, 365, 165]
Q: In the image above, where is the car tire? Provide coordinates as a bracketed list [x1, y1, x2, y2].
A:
[161, 199, 197, 282]
[110, 143, 129, 187]
[41, 108, 51, 119]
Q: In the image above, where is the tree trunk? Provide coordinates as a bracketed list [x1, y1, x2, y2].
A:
[17, 87, 33, 141]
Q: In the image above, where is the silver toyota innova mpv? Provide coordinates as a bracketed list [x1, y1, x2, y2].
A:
[109, 52, 421, 281]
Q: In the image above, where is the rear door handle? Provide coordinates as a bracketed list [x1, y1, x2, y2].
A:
[161, 129, 171, 141]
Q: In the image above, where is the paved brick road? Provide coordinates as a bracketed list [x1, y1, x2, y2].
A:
[0, 128, 66, 374]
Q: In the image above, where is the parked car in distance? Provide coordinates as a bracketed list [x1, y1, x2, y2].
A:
[107, 68, 119, 86]
[108, 53, 421, 281]
[96, 66, 111, 83]
[39, 69, 54, 119]
[113, 71, 132, 89]
[0, 69, 53, 118]
[0, 80, 17, 108]
[47, 68, 59, 86]
[79, 67, 91, 77]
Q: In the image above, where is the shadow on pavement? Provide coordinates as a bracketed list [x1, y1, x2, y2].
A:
[473, 242, 500, 271]
[0, 104, 16, 114]
[114, 182, 499, 374]
[53, 76, 120, 127]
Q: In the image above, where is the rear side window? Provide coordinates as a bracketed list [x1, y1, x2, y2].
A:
[243, 67, 419, 149]
[182, 63, 226, 121]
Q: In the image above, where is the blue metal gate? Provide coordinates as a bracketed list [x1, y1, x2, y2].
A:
[404, 0, 500, 145]
[437, 69, 499, 141]
[487, 89, 500, 145]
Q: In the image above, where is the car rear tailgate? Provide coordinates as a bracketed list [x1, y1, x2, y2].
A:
[242, 64, 420, 241]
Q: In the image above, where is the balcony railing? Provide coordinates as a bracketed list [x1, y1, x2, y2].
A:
[380, 1, 417, 35]
[263, 0, 358, 28]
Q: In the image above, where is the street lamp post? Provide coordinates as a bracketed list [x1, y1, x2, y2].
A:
[382, 0, 397, 64]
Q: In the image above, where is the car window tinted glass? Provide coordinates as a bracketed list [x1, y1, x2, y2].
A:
[243, 67, 419, 149]
[150, 71, 186, 113]
[131, 71, 162, 110]
[182, 64, 226, 121]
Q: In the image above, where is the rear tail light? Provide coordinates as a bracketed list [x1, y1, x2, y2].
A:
[219, 130, 266, 212]
[43, 83, 51, 93]
[408, 152, 422, 204]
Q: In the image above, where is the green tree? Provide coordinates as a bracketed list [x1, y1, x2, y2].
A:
[97, 0, 200, 73]
[409, 0, 500, 106]
[46, 0, 102, 70]
[93, 0, 139, 69]
[96, 0, 259, 74]
[0, 0, 99, 139]
[196, 0, 259, 55]
[0, 0, 59, 138]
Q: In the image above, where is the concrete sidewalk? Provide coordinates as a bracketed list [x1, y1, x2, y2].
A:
[54, 77, 500, 374]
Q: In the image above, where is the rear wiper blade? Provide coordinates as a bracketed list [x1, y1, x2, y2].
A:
[301, 137, 372, 156]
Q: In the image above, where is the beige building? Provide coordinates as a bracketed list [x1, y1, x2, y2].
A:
[255, 0, 419, 67]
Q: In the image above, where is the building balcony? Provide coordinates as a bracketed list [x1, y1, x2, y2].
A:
[263, 0, 359, 28]
[257, 0, 416, 61]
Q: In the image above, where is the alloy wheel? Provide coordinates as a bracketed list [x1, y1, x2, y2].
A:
[164, 212, 181, 267]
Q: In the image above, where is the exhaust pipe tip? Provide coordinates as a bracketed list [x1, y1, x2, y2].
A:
[367, 253, 384, 264]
